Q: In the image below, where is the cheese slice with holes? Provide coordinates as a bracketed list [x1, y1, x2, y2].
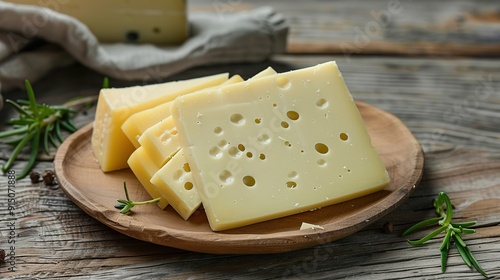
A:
[144, 69, 278, 219]
[91, 73, 228, 172]
[136, 75, 245, 167]
[138, 116, 179, 167]
[150, 149, 199, 220]
[171, 61, 390, 231]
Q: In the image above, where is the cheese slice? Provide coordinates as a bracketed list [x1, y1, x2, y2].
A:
[138, 116, 179, 168]
[122, 101, 174, 149]
[127, 147, 169, 209]
[150, 149, 199, 220]
[248, 66, 277, 80]
[142, 68, 278, 219]
[124, 75, 244, 149]
[91, 73, 228, 172]
[171, 61, 390, 231]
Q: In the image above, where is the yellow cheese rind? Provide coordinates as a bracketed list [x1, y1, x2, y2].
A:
[127, 147, 169, 209]
[151, 149, 201, 220]
[171, 61, 390, 231]
[91, 73, 228, 172]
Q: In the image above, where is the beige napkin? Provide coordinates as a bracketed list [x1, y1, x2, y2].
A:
[0, 2, 288, 109]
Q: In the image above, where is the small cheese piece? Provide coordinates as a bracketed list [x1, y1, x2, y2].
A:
[171, 61, 390, 231]
[151, 149, 200, 220]
[127, 147, 169, 209]
[91, 73, 228, 172]
[300, 222, 324, 230]
[124, 75, 244, 148]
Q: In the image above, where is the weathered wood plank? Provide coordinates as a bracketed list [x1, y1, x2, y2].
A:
[189, 0, 500, 56]
[1, 54, 499, 279]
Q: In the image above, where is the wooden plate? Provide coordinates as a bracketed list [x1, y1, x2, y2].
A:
[54, 101, 424, 254]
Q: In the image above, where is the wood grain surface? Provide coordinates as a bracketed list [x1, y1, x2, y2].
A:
[1, 0, 500, 279]
[191, 0, 500, 56]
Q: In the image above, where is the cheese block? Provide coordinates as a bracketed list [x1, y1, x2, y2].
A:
[91, 73, 228, 172]
[171, 61, 390, 231]
[7, 0, 188, 45]
[127, 147, 169, 209]
[151, 149, 199, 220]
[124, 75, 244, 148]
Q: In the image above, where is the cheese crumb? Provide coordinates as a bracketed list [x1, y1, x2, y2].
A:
[300, 222, 324, 230]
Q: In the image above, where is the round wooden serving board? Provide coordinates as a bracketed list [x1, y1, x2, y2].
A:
[54, 101, 424, 255]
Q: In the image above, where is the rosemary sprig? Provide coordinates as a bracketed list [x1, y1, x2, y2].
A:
[1, 80, 78, 179]
[403, 192, 488, 278]
[114, 181, 160, 214]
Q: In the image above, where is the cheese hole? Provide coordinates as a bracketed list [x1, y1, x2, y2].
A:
[281, 121, 289, 128]
[284, 141, 292, 147]
[228, 146, 242, 158]
[286, 181, 297, 189]
[315, 143, 329, 154]
[171, 130, 178, 136]
[238, 144, 246, 151]
[183, 163, 191, 173]
[219, 170, 234, 184]
[316, 98, 329, 109]
[272, 103, 278, 108]
[214, 126, 223, 135]
[209, 146, 223, 158]
[218, 140, 229, 148]
[340, 133, 349, 141]
[276, 76, 290, 89]
[287, 111, 300, 121]
[243, 176, 256, 187]
[246, 152, 253, 158]
[159, 131, 171, 143]
[255, 118, 262, 124]
[317, 159, 327, 167]
[230, 114, 245, 125]
[184, 182, 194, 190]
[173, 170, 183, 181]
[257, 133, 271, 144]
[259, 153, 266, 160]
[288, 171, 298, 179]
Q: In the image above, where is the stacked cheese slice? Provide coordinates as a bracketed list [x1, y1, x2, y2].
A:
[91, 62, 390, 231]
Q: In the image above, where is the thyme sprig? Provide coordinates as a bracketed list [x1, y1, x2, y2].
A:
[403, 192, 488, 278]
[114, 181, 160, 214]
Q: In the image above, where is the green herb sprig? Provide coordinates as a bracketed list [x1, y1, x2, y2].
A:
[0, 80, 78, 179]
[114, 181, 160, 214]
[403, 192, 487, 278]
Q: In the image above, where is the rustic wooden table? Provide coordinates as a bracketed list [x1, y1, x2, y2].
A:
[1, 0, 499, 279]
